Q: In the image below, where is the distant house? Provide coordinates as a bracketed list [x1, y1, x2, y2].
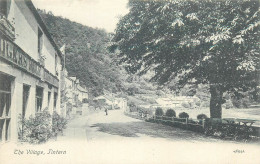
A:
[76, 85, 88, 102]
[94, 95, 114, 106]
[60, 70, 89, 116]
[93, 95, 127, 110]
[156, 96, 196, 108]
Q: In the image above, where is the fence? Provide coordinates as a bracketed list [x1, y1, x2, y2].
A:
[124, 111, 260, 140]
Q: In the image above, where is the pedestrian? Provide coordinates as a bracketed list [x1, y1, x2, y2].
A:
[105, 108, 108, 115]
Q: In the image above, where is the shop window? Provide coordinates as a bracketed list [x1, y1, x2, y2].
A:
[21, 85, 30, 138]
[48, 91, 51, 107]
[36, 86, 43, 112]
[22, 85, 30, 119]
[5, 119, 10, 140]
[0, 73, 12, 142]
[54, 92, 57, 110]
[0, 119, 4, 141]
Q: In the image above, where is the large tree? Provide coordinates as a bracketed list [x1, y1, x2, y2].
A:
[110, 0, 260, 118]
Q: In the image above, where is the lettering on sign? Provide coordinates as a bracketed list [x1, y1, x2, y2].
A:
[0, 38, 59, 88]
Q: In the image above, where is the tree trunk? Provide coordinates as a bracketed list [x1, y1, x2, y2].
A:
[209, 84, 223, 118]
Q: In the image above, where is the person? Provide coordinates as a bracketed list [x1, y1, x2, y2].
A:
[105, 108, 108, 115]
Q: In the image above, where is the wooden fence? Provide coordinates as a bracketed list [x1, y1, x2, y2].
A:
[124, 111, 260, 139]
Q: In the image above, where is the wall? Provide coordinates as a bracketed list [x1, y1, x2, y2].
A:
[9, 0, 57, 75]
[0, 60, 59, 142]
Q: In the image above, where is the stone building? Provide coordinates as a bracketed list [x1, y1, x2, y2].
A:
[0, 0, 63, 143]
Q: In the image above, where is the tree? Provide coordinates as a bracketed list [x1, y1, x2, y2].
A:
[111, 0, 260, 118]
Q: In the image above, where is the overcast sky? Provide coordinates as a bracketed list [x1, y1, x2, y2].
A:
[32, 0, 129, 33]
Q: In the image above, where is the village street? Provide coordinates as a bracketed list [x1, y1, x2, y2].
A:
[1, 109, 260, 164]
[59, 109, 228, 142]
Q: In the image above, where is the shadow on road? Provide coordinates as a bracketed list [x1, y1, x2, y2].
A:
[90, 121, 220, 142]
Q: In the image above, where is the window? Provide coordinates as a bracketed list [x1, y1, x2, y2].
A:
[22, 85, 30, 119]
[0, 73, 12, 142]
[38, 27, 43, 55]
[21, 84, 30, 139]
[53, 92, 57, 110]
[48, 91, 51, 108]
[36, 86, 43, 112]
[55, 54, 57, 72]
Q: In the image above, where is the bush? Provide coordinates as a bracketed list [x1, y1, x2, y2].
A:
[195, 101, 201, 107]
[165, 109, 176, 117]
[19, 109, 52, 144]
[155, 107, 164, 116]
[197, 114, 208, 120]
[179, 112, 189, 118]
[232, 97, 250, 108]
[19, 109, 68, 144]
[52, 111, 68, 137]
[201, 101, 210, 107]
[225, 100, 233, 109]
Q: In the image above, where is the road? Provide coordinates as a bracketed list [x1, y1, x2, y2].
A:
[59, 109, 225, 142]
[55, 109, 260, 164]
[1, 109, 260, 164]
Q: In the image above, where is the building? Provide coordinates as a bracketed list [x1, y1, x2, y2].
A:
[77, 85, 88, 102]
[60, 69, 88, 116]
[0, 0, 63, 143]
[93, 94, 127, 110]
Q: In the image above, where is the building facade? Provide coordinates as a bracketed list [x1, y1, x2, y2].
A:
[60, 69, 88, 116]
[0, 0, 63, 143]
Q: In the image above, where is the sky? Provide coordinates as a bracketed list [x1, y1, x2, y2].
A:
[32, 0, 129, 33]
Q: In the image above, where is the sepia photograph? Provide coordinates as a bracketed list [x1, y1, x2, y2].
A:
[0, 0, 259, 163]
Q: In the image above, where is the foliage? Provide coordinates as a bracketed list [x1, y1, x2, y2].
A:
[155, 107, 164, 116]
[18, 109, 67, 144]
[197, 114, 208, 120]
[224, 99, 233, 109]
[52, 111, 68, 137]
[111, 0, 260, 118]
[204, 121, 256, 141]
[179, 112, 189, 119]
[18, 109, 52, 144]
[38, 10, 123, 96]
[165, 109, 176, 117]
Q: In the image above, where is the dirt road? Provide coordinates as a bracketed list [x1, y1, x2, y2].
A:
[1, 109, 259, 164]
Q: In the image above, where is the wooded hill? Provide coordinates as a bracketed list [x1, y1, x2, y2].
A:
[38, 10, 123, 96]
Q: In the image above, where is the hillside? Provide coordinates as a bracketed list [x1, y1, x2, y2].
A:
[38, 10, 123, 96]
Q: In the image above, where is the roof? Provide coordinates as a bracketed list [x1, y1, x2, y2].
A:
[24, 0, 63, 60]
[69, 77, 77, 81]
[94, 95, 114, 101]
[77, 85, 88, 93]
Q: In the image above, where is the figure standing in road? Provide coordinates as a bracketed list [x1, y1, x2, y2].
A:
[105, 108, 108, 115]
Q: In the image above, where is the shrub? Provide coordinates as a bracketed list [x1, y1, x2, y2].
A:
[197, 114, 208, 120]
[52, 111, 68, 137]
[181, 102, 190, 108]
[225, 100, 233, 109]
[232, 97, 250, 108]
[195, 101, 201, 107]
[201, 101, 210, 107]
[19, 109, 68, 144]
[165, 109, 176, 117]
[155, 107, 164, 116]
[179, 112, 189, 119]
[18, 109, 52, 144]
